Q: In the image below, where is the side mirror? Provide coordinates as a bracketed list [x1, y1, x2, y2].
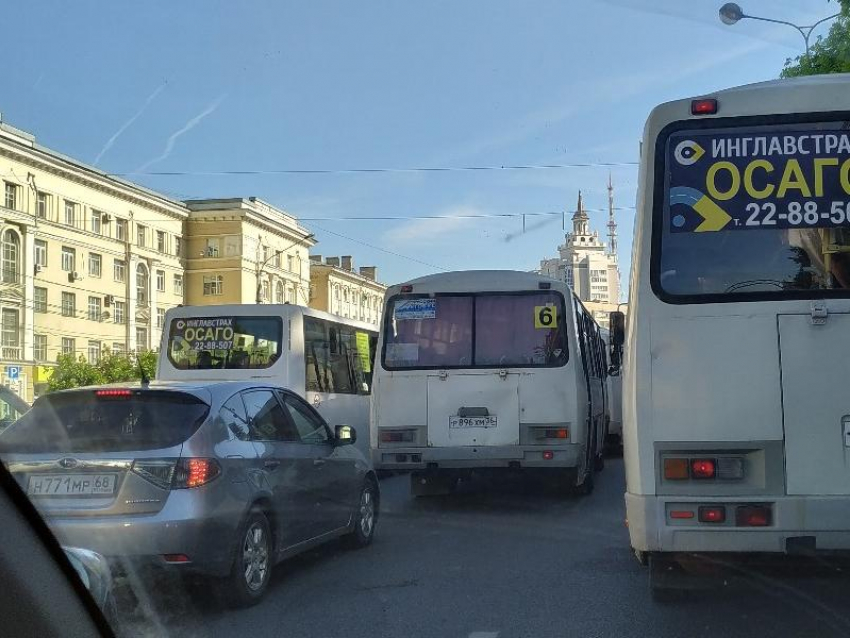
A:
[609, 311, 625, 347]
[334, 424, 356, 446]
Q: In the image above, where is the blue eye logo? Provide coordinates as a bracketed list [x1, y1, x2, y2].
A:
[674, 140, 705, 166]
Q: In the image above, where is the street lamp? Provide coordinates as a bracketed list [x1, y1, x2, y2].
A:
[255, 233, 315, 304]
[719, 3, 841, 60]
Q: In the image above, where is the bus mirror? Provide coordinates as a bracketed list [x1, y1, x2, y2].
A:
[610, 311, 625, 347]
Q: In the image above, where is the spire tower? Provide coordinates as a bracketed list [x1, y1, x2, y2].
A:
[607, 173, 618, 261]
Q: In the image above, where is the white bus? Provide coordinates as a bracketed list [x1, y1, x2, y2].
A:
[157, 304, 378, 458]
[371, 270, 608, 495]
[622, 74, 850, 598]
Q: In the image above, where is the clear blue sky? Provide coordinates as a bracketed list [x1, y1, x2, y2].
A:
[4, 0, 836, 295]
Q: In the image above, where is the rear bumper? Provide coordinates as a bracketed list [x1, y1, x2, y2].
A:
[626, 492, 850, 554]
[42, 490, 246, 577]
[373, 444, 582, 470]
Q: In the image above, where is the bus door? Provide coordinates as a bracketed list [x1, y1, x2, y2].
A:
[778, 309, 850, 496]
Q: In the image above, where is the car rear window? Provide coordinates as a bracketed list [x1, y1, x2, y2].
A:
[0, 390, 210, 453]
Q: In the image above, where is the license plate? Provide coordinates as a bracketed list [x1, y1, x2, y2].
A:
[449, 416, 497, 429]
[27, 474, 117, 496]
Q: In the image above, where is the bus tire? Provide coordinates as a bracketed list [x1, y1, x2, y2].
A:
[574, 467, 594, 495]
[594, 452, 605, 472]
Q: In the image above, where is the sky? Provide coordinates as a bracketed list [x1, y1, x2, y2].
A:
[3, 0, 838, 298]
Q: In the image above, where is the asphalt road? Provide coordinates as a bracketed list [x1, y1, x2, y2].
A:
[117, 459, 850, 638]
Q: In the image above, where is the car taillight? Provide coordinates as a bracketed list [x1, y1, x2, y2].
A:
[380, 430, 415, 443]
[96, 389, 132, 398]
[132, 459, 178, 490]
[162, 554, 190, 563]
[173, 458, 221, 489]
[698, 506, 726, 523]
[736, 505, 771, 527]
[690, 459, 716, 480]
[663, 458, 689, 480]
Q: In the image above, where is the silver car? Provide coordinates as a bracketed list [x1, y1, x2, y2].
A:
[0, 380, 379, 606]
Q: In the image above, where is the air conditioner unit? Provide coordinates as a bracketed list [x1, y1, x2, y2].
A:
[101, 213, 112, 223]
[33, 264, 42, 275]
[100, 311, 111, 321]
[68, 272, 81, 283]
[104, 295, 114, 307]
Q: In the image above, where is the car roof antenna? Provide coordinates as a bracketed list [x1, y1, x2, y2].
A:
[138, 358, 150, 388]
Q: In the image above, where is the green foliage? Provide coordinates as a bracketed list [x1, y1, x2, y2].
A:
[47, 350, 159, 392]
[781, 1, 850, 78]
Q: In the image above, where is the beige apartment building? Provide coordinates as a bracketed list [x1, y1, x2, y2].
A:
[0, 117, 187, 400]
[183, 198, 315, 307]
[309, 256, 386, 327]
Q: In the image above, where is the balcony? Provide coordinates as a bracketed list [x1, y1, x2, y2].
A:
[1, 346, 21, 360]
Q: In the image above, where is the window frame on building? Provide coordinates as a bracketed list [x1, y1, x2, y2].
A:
[136, 327, 149, 352]
[174, 274, 184, 296]
[61, 292, 76, 318]
[156, 308, 165, 329]
[34, 334, 48, 362]
[87, 296, 102, 322]
[114, 300, 126, 324]
[34, 239, 47, 267]
[1, 309, 20, 359]
[36, 192, 49, 219]
[116, 218, 128, 241]
[156, 230, 166, 253]
[91, 210, 102, 235]
[203, 275, 223, 296]
[33, 287, 47, 313]
[4, 183, 18, 211]
[156, 269, 165, 292]
[61, 247, 76, 273]
[61, 337, 76, 358]
[137, 224, 147, 248]
[113, 259, 126, 282]
[2, 230, 20, 285]
[87, 340, 101, 364]
[64, 200, 77, 226]
[88, 253, 102, 278]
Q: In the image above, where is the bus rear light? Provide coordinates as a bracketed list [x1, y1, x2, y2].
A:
[380, 430, 415, 443]
[162, 554, 190, 564]
[670, 510, 695, 520]
[400, 285, 414, 293]
[716, 457, 745, 480]
[691, 98, 718, 115]
[542, 450, 554, 461]
[542, 428, 569, 440]
[663, 458, 689, 480]
[698, 506, 726, 523]
[690, 459, 716, 479]
[736, 505, 771, 527]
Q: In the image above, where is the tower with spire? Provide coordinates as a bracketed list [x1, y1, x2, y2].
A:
[538, 181, 621, 322]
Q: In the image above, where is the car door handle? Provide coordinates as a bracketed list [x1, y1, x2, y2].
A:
[313, 459, 326, 467]
[264, 460, 281, 471]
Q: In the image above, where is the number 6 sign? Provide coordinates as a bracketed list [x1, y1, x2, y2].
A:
[534, 305, 558, 329]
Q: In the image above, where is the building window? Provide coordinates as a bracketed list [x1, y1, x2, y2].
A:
[114, 259, 126, 282]
[174, 237, 182, 257]
[275, 281, 284, 304]
[34, 335, 47, 361]
[116, 218, 127, 241]
[136, 224, 146, 248]
[224, 236, 241, 257]
[36, 192, 49, 219]
[88, 341, 101, 364]
[136, 327, 149, 351]
[203, 275, 223, 296]
[89, 253, 102, 278]
[274, 252, 281, 268]
[34, 287, 47, 313]
[91, 210, 102, 235]
[136, 264, 149, 307]
[156, 230, 166, 253]
[156, 269, 165, 292]
[61, 247, 76, 272]
[174, 274, 184, 296]
[34, 239, 47, 267]
[62, 292, 76, 317]
[88, 296, 102, 321]
[61, 337, 76, 358]
[64, 200, 77, 226]
[156, 308, 165, 329]
[2, 230, 19, 284]
[112, 342, 125, 355]
[1, 309, 19, 358]
[4, 183, 17, 210]
[289, 287, 296, 304]
[114, 301, 126, 324]
[287, 255, 294, 272]
[205, 238, 220, 257]
[261, 279, 270, 302]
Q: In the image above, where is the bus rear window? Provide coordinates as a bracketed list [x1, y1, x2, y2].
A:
[383, 293, 567, 369]
[167, 316, 282, 370]
[658, 122, 850, 300]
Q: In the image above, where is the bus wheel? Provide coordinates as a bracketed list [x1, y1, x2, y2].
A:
[594, 452, 605, 472]
[574, 467, 594, 495]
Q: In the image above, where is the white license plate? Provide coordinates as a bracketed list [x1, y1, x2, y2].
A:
[449, 416, 497, 429]
[27, 474, 117, 496]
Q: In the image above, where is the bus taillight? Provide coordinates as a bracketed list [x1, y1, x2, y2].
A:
[690, 459, 717, 480]
[698, 506, 726, 524]
[663, 458, 689, 480]
[691, 98, 718, 115]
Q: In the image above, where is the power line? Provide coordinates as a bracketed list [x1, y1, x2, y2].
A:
[300, 205, 636, 222]
[111, 160, 640, 178]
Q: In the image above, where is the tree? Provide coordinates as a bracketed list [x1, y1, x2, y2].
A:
[781, 1, 850, 78]
[47, 350, 159, 392]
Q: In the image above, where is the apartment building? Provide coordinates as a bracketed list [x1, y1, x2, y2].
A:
[309, 256, 386, 327]
[0, 117, 187, 399]
[183, 198, 315, 306]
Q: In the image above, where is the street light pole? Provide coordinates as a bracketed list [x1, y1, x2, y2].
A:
[719, 3, 841, 60]
[255, 233, 316, 304]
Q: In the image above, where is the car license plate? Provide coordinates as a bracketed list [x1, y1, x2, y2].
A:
[27, 474, 117, 496]
[449, 416, 497, 429]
